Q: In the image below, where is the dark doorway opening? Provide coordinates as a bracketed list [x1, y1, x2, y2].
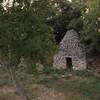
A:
[66, 57, 72, 69]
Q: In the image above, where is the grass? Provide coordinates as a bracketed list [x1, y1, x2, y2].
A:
[0, 67, 100, 100]
[36, 70, 100, 100]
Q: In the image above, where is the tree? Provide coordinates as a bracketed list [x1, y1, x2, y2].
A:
[81, 0, 100, 55]
[49, 0, 100, 56]
[0, 0, 56, 100]
[48, 0, 83, 43]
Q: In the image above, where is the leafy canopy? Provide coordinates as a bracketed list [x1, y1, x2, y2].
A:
[0, 0, 56, 67]
[81, 0, 100, 54]
[48, 0, 83, 43]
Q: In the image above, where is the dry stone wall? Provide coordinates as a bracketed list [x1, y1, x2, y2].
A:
[53, 30, 87, 70]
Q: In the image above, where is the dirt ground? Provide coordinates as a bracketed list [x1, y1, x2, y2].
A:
[0, 78, 92, 100]
[0, 86, 21, 100]
[0, 69, 100, 100]
[0, 83, 66, 100]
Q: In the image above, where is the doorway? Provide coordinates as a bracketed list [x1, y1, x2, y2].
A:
[66, 57, 72, 69]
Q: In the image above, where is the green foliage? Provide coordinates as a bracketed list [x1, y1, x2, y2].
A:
[0, 0, 56, 68]
[49, 0, 100, 55]
[48, 0, 83, 43]
[27, 64, 37, 74]
[81, 0, 100, 55]
[72, 70, 93, 77]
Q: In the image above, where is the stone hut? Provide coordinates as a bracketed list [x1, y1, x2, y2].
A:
[53, 30, 87, 70]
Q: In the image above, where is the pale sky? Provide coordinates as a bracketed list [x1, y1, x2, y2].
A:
[3, 0, 72, 8]
[68, 0, 72, 2]
[3, 0, 13, 8]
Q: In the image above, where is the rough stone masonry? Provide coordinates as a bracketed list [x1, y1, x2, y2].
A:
[53, 30, 87, 70]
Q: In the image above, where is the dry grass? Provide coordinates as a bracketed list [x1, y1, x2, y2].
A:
[0, 67, 100, 100]
[0, 86, 21, 100]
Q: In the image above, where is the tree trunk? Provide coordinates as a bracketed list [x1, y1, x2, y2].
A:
[8, 67, 31, 100]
